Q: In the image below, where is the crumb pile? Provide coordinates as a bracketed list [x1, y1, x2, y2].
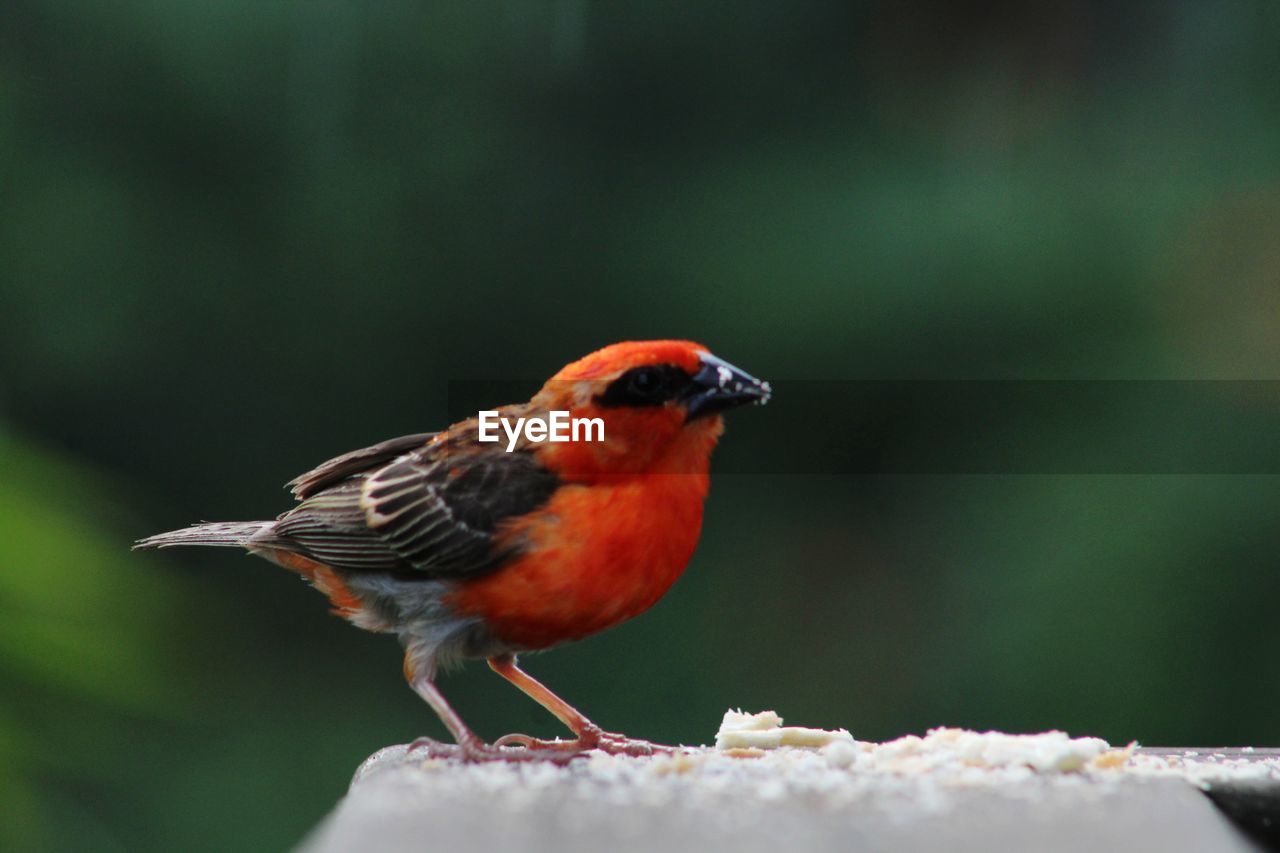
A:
[714, 709, 1115, 773]
[709, 710, 1278, 788]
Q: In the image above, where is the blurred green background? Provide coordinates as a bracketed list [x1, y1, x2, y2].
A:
[4, 1, 1280, 850]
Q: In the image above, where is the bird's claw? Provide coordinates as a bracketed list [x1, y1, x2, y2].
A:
[407, 735, 583, 764]
[407, 735, 459, 758]
[589, 731, 676, 757]
[495, 727, 675, 757]
[493, 732, 582, 751]
[406, 725, 675, 762]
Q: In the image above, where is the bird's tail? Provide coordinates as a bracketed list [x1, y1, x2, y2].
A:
[133, 521, 274, 550]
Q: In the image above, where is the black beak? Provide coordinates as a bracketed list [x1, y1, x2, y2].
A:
[684, 353, 772, 422]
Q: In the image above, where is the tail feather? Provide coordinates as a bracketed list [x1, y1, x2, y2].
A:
[133, 521, 274, 550]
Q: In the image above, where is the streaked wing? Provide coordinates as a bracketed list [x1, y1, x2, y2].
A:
[287, 432, 437, 499]
[274, 480, 404, 571]
[274, 444, 560, 580]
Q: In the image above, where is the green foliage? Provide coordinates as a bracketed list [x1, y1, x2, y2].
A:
[0, 431, 188, 851]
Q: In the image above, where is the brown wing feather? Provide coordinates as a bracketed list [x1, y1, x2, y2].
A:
[273, 438, 560, 580]
[287, 433, 437, 499]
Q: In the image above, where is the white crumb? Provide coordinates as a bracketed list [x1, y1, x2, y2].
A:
[715, 709, 854, 750]
[873, 727, 1111, 773]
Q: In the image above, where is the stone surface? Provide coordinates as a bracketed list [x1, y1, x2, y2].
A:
[300, 742, 1271, 853]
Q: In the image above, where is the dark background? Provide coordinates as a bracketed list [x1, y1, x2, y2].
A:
[3, 1, 1280, 850]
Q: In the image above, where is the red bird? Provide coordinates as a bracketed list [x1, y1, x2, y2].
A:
[136, 340, 770, 760]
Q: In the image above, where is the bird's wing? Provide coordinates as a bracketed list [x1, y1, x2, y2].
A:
[286, 433, 438, 499]
[273, 442, 561, 579]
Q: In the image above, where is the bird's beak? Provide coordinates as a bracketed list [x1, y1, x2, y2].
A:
[684, 353, 772, 422]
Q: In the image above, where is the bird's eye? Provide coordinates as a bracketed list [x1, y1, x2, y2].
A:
[595, 364, 690, 408]
[628, 367, 662, 398]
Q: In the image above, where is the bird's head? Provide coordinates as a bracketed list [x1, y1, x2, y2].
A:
[530, 340, 770, 478]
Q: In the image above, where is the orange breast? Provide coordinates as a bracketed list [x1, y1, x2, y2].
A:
[444, 472, 710, 650]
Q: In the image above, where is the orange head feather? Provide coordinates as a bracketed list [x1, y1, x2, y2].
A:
[528, 340, 769, 480]
[549, 340, 708, 381]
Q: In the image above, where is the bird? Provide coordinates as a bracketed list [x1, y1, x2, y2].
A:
[135, 340, 770, 761]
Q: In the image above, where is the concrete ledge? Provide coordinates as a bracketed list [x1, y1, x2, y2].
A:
[301, 743, 1268, 853]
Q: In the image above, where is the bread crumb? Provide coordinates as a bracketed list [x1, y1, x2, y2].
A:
[1089, 743, 1137, 770]
[823, 738, 861, 769]
[650, 753, 704, 775]
[721, 747, 767, 759]
[716, 709, 855, 750]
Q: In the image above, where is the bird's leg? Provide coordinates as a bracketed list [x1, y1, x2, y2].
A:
[406, 670, 581, 764]
[487, 654, 675, 756]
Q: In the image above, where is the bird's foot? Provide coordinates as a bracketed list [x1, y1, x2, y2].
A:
[495, 725, 676, 757]
[407, 735, 458, 758]
[407, 735, 584, 764]
[492, 732, 582, 752]
[588, 729, 678, 757]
